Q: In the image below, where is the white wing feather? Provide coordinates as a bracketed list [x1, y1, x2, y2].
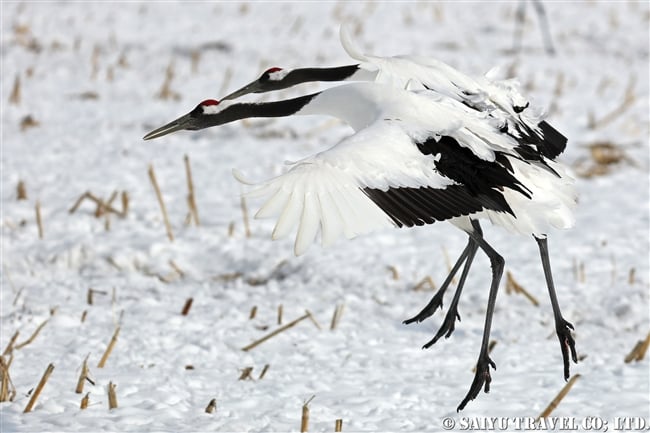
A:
[237, 121, 454, 255]
[272, 189, 303, 240]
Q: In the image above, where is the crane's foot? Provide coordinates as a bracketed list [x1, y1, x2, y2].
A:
[556, 318, 578, 380]
[422, 307, 461, 349]
[457, 355, 496, 412]
[403, 292, 444, 325]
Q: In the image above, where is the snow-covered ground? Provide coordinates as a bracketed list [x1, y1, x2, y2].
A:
[1, 2, 649, 431]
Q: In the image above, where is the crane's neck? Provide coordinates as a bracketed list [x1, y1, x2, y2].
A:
[297, 84, 381, 130]
[206, 93, 320, 129]
[212, 85, 381, 131]
[283, 65, 378, 87]
[285, 65, 361, 84]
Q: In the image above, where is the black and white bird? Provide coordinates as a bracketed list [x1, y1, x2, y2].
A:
[143, 77, 578, 410]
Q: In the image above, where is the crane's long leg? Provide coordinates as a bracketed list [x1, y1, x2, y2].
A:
[535, 236, 577, 379]
[457, 230, 504, 412]
[423, 222, 482, 348]
[402, 236, 475, 325]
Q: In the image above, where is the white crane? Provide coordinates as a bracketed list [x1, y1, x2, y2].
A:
[143, 81, 577, 410]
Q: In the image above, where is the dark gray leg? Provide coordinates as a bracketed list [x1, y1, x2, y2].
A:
[457, 229, 504, 412]
[403, 236, 476, 325]
[536, 236, 577, 379]
[423, 221, 483, 348]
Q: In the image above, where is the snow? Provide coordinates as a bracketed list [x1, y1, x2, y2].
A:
[1, 1, 649, 431]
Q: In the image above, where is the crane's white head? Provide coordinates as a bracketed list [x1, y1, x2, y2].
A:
[265, 67, 289, 80]
[196, 99, 223, 114]
[143, 99, 228, 140]
[222, 67, 289, 100]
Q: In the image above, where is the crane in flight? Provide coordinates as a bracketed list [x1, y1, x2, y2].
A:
[143, 78, 578, 410]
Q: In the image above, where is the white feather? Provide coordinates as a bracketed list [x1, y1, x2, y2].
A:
[483, 158, 576, 236]
[316, 189, 344, 247]
[295, 189, 320, 255]
[272, 189, 303, 240]
[255, 187, 290, 219]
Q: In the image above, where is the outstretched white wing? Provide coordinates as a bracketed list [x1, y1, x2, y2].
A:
[236, 121, 456, 255]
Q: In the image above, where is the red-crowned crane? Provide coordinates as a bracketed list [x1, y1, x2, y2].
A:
[143, 80, 578, 411]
